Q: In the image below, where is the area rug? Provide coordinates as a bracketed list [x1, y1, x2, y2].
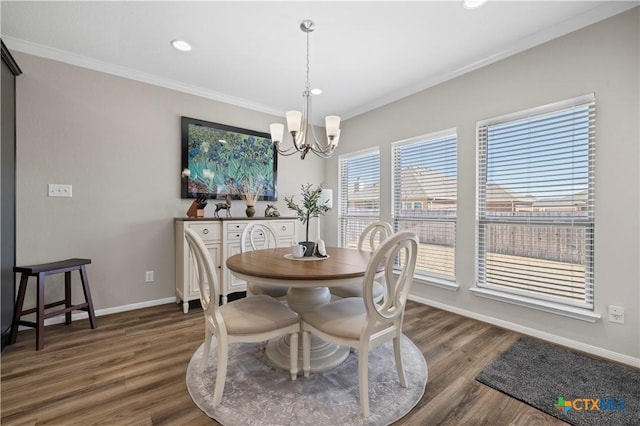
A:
[186, 334, 427, 425]
[476, 336, 639, 426]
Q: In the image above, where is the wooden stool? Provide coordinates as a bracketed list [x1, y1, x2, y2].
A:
[10, 258, 97, 350]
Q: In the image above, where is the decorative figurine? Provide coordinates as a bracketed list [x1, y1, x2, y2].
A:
[264, 204, 280, 217]
[214, 195, 232, 218]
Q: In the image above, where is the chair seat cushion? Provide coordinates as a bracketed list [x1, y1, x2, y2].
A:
[248, 283, 289, 298]
[302, 298, 387, 340]
[221, 295, 299, 335]
[329, 281, 385, 300]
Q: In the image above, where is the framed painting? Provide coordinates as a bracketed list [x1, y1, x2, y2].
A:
[181, 116, 278, 200]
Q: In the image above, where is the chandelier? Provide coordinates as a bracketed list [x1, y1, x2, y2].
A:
[270, 20, 341, 160]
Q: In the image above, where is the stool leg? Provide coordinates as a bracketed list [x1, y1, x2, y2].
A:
[65, 271, 72, 325]
[79, 265, 97, 329]
[36, 272, 46, 350]
[10, 274, 29, 344]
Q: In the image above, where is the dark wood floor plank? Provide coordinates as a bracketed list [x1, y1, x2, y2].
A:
[1, 301, 566, 425]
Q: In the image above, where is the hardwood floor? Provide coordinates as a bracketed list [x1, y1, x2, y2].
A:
[1, 300, 565, 425]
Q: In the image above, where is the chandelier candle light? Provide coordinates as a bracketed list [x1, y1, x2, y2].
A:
[270, 20, 341, 160]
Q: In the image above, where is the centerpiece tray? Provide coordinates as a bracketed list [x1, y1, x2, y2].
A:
[283, 254, 330, 261]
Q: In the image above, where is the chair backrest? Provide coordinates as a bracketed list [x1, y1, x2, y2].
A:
[358, 221, 393, 252]
[241, 222, 278, 252]
[184, 228, 221, 313]
[362, 231, 418, 327]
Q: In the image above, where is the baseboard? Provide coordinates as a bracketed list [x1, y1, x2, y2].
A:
[408, 294, 640, 368]
[19, 297, 178, 329]
[23, 293, 639, 368]
[19, 292, 249, 330]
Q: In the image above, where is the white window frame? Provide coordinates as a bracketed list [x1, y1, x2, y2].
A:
[392, 129, 458, 289]
[473, 94, 598, 322]
[338, 148, 381, 249]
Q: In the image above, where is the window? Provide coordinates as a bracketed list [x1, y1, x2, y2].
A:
[338, 149, 381, 248]
[477, 94, 595, 310]
[392, 130, 457, 282]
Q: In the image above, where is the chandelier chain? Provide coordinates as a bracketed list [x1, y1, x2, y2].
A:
[305, 28, 311, 93]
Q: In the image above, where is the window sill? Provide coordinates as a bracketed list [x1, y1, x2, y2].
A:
[470, 287, 601, 323]
[402, 272, 459, 291]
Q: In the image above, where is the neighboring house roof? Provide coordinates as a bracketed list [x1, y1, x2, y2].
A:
[346, 167, 586, 210]
[400, 166, 457, 201]
[485, 183, 533, 203]
[531, 190, 587, 208]
[347, 180, 380, 201]
[346, 166, 458, 202]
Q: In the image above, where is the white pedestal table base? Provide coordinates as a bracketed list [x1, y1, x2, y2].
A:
[266, 286, 349, 372]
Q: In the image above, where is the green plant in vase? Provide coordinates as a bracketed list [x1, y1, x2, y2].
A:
[285, 183, 331, 256]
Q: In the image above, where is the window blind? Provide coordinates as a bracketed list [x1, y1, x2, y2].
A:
[392, 130, 457, 281]
[477, 94, 595, 309]
[338, 149, 381, 248]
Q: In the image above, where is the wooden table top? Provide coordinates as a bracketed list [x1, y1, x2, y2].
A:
[226, 247, 379, 281]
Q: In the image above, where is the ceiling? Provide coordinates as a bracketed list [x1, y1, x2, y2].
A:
[1, 1, 637, 123]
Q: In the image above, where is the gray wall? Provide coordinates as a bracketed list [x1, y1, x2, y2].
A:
[14, 52, 324, 312]
[323, 8, 639, 363]
[12, 8, 639, 365]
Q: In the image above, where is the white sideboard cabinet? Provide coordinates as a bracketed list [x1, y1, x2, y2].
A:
[175, 217, 297, 313]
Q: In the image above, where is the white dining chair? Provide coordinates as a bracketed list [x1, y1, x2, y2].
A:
[241, 223, 289, 299]
[184, 228, 300, 407]
[330, 221, 393, 301]
[301, 231, 418, 418]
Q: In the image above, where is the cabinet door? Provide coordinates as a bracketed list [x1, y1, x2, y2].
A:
[222, 221, 249, 296]
[189, 242, 222, 298]
[224, 241, 246, 293]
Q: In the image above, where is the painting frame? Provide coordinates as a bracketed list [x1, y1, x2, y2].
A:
[181, 116, 278, 201]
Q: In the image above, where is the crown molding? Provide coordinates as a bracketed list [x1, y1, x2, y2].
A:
[2, 36, 284, 118]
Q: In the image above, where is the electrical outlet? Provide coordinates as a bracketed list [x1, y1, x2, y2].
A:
[608, 305, 624, 324]
[48, 183, 72, 197]
[145, 270, 154, 283]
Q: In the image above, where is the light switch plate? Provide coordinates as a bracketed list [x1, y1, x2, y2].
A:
[48, 184, 72, 197]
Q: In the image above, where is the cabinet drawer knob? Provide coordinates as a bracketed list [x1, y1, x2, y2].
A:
[203, 228, 209, 234]
[282, 226, 286, 231]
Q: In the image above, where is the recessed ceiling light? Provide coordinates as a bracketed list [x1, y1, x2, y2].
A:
[310, 88, 322, 95]
[171, 39, 192, 52]
[464, 0, 488, 10]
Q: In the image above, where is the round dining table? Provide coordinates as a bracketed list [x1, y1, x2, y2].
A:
[226, 246, 382, 372]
